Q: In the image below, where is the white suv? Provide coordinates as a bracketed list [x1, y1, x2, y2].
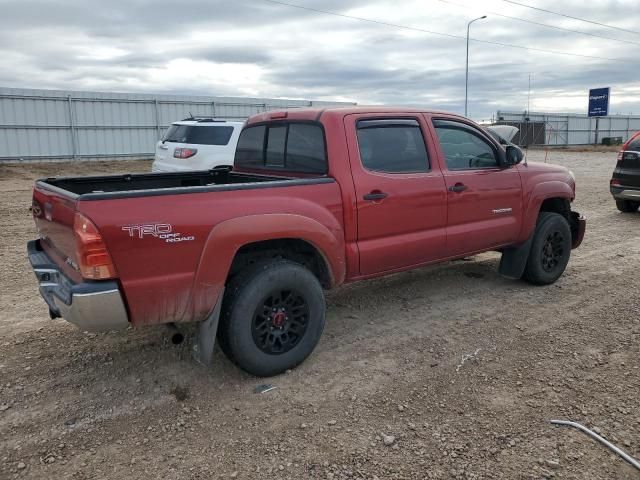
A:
[151, 118, 244, 172]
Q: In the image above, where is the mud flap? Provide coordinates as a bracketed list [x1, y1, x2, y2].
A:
[193, 288, 224, 367]
[499, 235, 534, 280]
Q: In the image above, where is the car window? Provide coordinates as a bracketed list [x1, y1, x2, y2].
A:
[234, 123, 327, 174]
[235, 125, 266, 168]
[434, 120, 498, 170]
[286, 124, 327, 173]
[187, 126, 234, 145]
[162, 125, 188, 143]
[266, 126, 287, 167]
[162, 125, 234, 145]
[356, 119, 429, 173]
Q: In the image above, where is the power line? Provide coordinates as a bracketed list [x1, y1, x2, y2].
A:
[500, 0, 640, 36]
[438, 0, 640, 47]
[257, 0, 625, 62]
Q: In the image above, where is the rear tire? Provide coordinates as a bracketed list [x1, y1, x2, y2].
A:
[218, 259, 325, 377]
[616, 199, 639, 213]
[522, 212, 572, 285]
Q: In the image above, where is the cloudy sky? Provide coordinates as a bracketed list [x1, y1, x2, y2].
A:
[1, 0, 638, 120]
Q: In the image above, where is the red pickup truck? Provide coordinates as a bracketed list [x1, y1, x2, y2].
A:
[28, 107, 586, 376]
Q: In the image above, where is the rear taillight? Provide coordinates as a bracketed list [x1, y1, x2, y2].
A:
[617, 151, 623, 161]
[611, 179, 622, 187]
[73, 212, 117, 280]
[174, 148, 198, 159]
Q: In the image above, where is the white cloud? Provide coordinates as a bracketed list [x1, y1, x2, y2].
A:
[0, 0, 637, 119]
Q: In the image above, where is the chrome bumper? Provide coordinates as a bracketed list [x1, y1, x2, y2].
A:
[27, 240, 129, 332]
[611, 186, 640, 201]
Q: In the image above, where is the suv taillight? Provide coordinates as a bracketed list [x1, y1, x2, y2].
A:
[174, 147, 198, 159]
[73, 212, 117, 280]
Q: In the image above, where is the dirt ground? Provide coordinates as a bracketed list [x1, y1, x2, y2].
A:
[1, 151, 639, 480]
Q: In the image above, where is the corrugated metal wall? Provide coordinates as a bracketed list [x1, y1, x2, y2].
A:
[496, 111, 640, 146]
[0, 87, 355, 161]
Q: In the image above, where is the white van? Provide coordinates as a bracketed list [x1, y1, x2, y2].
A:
[151, 118, 244, 172]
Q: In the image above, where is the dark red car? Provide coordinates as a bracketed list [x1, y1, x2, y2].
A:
[28, 107, 586, 376]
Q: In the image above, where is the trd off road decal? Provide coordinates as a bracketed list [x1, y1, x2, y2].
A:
[121, 223, 195, 243]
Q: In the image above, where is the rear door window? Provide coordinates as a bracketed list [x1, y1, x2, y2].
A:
[356, 119, 429, 173]
[234, 123, 327, 173]
[162, 125, 234, 145]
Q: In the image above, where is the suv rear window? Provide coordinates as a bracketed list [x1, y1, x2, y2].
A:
[163, 125, 234, 145]
[235, 123, 327, 174]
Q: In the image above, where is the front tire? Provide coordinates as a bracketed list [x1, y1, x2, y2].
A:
[522, 212, 572, 285]
[616, 199, 639, 213]
[218, 260, 326, 377]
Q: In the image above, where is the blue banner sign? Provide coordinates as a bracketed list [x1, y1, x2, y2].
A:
[588, 87, 610, 117]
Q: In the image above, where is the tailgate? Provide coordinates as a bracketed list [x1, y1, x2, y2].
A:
[616, 151, 640, 188]
[32, 182, 80, 278]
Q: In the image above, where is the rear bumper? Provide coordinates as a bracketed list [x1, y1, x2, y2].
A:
[611, 185, 640, 201]
[27, 240, 129, 332]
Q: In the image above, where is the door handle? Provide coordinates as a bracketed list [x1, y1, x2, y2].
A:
[448, 183, 467, 193]
[363, 191, 388, 201]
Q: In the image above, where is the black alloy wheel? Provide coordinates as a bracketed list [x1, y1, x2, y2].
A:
[252, 289, 309, 355]
[522, 212, 572, 285]
[218, 259, 326, 377]
[541, 231, 565, 273]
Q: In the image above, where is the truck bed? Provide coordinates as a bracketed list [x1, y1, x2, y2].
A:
[31, 166, 343, 328]
[37, 169, 322, 200]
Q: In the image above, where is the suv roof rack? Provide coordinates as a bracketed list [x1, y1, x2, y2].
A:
[180, 115, 227, 123]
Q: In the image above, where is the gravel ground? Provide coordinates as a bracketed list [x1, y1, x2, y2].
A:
[0, 151, 639, 480]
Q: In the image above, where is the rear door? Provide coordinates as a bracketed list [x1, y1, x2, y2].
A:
[344, 114, 447, 276]
[430, 118, 522, 257]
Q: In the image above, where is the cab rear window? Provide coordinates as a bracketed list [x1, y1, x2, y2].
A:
[162, 125, 234, 145]
[235, 123, 327, 174]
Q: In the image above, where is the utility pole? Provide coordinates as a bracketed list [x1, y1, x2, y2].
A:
[465, 15, 487, 118]
[527, 74, 531, 114]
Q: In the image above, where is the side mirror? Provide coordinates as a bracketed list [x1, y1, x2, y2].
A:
[505, 145, 523, 165]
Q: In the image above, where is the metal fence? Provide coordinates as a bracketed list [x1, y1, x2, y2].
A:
[0, 87, 355, 161]
[495, 111, 640, 146]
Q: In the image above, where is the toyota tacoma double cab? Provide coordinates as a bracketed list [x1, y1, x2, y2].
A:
[28, 107, 586, 377]
[610, 130, 640, 212]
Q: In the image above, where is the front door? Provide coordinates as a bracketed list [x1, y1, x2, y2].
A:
[344, 114, 448, 276]
[430, 118, 523, 257]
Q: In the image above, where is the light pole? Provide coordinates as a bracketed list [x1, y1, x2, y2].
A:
[465, 15, 486, 118]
